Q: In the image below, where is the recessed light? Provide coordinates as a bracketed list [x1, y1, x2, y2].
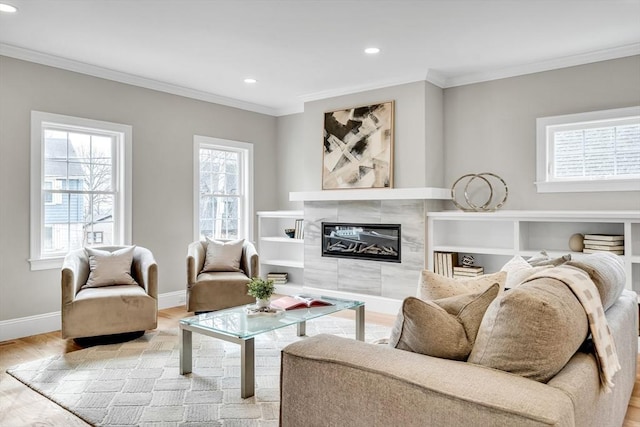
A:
[364, 47, 380, 55]
[0, 3, 18, 13]
[244, 78, 257, 84]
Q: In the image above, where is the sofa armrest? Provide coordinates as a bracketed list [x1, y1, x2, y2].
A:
[241, 241, 259, 278]
[281, 334, 575, 427]
[187, 241, 205, 289]
[133, 246, 158, 299]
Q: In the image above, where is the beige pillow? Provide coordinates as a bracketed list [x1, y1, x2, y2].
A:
[417, 270, 506, 300]
[566, 252, 625, 311]
[468, 276, 588, 383]
[202, 238, 245, 273]
[389, 283, 499, 360]
[500, 255, 552, 288]
[84, 246, 138, 288]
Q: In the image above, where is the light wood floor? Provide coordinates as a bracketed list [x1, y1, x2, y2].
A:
[1, 306, 639, 426]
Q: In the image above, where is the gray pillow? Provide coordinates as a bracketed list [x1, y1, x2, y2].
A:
[390, 283, 499, 360]
[468, 277, 588, 383]
[202, 238, 245, 273]
[417, 270, 506, 300]
[566, 252, 625, 311]
[84, 246, 138, 288]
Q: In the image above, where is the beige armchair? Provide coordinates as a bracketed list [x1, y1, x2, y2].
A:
[187, 240, 258, 313]
[61, 246, 158, 339]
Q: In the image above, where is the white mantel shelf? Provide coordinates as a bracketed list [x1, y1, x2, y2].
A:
[289, 187, 451, 202]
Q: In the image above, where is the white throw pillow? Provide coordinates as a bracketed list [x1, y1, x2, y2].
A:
[84, 246, 138, 288]
[201, 238, 245, 273]
[500, 255, 551, 288]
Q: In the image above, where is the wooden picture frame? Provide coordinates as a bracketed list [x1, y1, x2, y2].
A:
[322, 101, 394, 189]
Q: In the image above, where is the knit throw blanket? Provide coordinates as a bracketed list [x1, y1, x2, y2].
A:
[523, 265, 621, 393]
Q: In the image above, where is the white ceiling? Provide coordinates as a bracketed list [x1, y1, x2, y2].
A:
[1, 0, 639, 116]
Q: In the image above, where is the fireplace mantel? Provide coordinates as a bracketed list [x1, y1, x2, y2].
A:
[289, 187, 451, 202]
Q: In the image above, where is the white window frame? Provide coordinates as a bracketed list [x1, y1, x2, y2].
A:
[536, 106, 640, 193]
[30, 111, 132, 270]
[193, 135, 254, 242]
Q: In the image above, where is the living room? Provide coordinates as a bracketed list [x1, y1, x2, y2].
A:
[1, 1, 640, 426]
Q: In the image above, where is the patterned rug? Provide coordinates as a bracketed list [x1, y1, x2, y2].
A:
[7, 316, 391, 427]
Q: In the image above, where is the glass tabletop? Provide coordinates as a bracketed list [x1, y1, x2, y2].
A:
[179, 295, 364, 339]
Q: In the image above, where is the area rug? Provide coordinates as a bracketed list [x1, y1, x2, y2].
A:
[7, 317, 391, 427]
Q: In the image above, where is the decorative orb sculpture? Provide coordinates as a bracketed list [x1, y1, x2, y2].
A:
[461, 255, 475, 267]
[568, 233, 584, 252]
[451, 172, 508, 212]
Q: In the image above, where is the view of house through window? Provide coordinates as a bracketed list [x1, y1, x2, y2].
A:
[43, 129, 115, 254]
[195, 136, 253, 241]
[30, 111, 131, 270]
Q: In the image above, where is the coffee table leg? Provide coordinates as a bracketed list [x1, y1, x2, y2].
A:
[240, 338, 255, 398]
[180, 327, 192, 374]
[354, 305, 365, 341]
[297, 321, 306, 337]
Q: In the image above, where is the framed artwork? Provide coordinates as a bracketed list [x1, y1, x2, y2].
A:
[323, 101, 394, 189]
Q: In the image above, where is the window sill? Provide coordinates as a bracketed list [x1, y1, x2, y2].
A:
[29, 256, 64, 271]
[535, 179, 640, 193]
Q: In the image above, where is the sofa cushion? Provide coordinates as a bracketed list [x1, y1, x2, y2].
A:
[500, 255, 552, 288]
[389, 283, 499, 360]
[468, 277, 589, 383]
[417, 270, 506, 300]
[566, 252, 625, 311]
[84, 246, 138, 288]
[202, 238, 244, 273]
[527, 250, 572, 267]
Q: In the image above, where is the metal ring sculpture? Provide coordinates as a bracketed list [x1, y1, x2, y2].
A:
[451, 173, 508, 212]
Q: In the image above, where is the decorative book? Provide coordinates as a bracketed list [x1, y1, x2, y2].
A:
[270, 295, 333, 310]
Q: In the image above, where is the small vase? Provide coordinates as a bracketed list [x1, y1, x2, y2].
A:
[256, 298, 270, 309]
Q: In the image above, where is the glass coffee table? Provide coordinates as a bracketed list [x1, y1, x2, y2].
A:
[179, 295, 365, 398]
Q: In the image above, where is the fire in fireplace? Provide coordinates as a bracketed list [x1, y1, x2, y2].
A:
[322, 222, 401, 263]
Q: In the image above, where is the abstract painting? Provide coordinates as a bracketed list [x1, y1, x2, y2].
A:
[323, 101, 394, 189]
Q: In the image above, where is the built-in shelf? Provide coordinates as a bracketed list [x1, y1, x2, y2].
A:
[289, 187, 451, 202]
[427, 210, 640, 292]
[257, 210, 305, 286]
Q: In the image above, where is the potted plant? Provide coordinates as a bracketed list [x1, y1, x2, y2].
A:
[247, 277, 275, 308]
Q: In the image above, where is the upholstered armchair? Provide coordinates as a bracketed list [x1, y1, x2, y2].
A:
[187, 239, 258, 313]
[61, 245, 158, 339]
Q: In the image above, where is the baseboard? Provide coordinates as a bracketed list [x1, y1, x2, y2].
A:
[0, 290, 187, 342]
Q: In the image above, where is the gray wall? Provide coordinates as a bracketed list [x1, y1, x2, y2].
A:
[0, 56, 278, 321]
[444, 55, 640, 210]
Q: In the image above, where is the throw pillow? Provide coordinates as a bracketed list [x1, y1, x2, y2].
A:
[500, 255, 552, 288]
[528, 253, 572, 267]
[84, 246, 138, 288]
[468, 276, 588, 383]
[566, 252, 625, 311]
[417, 270, 506, 300]
[201, 238, 245, 273]
[389, 283, 499, 360]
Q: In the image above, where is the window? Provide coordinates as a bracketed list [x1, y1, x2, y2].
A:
[30, 111, 132, 270]
[536, 106, 640, 192]
[194, 136, 253, 241]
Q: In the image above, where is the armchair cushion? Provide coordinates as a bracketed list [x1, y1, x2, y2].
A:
[83, 246, 138, 288]
[202, 238, 244, 273]
[390, 283, 499, 360]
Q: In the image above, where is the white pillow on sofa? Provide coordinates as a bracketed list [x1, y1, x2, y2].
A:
[500, 255, 552, 288]
[84, 246, 138, 288]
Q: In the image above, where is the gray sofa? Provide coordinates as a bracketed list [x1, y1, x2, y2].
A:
[281, 289, 637, 427]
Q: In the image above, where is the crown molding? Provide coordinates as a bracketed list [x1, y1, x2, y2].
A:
[0, 43, 278, 116]
[425, 69, 447, 88]
[444, 43, 640, 88]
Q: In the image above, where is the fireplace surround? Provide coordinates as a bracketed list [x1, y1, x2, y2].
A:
[322, 222, 401, 263]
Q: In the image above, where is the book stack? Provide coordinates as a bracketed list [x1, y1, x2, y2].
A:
[583, 234, 625, 255]
[294, 219, 304, 239]
[453, 266, 484, 278]
[267, 272, 288, 284]
[434, 252, 458, 277]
